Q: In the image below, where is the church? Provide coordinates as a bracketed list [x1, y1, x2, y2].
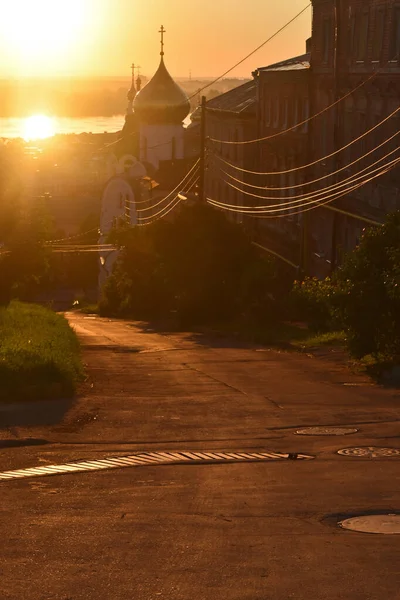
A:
[99, 26, 196, 289]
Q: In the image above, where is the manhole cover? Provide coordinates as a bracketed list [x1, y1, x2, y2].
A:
[296, 427, 358, 436]
[337, 446, 400, 458]
[339, 514, 400, 534]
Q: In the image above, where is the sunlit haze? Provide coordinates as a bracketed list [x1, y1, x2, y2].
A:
[23, 115, 55, 140]
[0, 0, 311, 78]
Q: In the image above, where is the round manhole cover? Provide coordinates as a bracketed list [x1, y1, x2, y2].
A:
[296, 427, 358, 436]
[337, 446, 400, 458]
[339, 515, 400, 534]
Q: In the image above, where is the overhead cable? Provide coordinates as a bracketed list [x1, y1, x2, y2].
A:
[215, 146, 400, 208]
[210, 104, 400, 176]
[208, 156, 400, 214]
[138, 173, 199, 222]
[207, 156, 399, 217]
[92, 5, 311, 156]
[209, 72, 378, 146]
[137, 177, 199, 227]
[134, 160, 200, 213]
[214, 129, 399, 191]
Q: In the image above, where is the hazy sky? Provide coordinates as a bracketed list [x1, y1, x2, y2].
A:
[0, 0, 312, 79]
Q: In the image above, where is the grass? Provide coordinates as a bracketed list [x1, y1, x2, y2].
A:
[290, 330, 347, 349]
[76, 303, 99, 315]
[0, 301, 84, 403]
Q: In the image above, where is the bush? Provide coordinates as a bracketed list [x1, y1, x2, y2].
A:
[100, 204, 290, 327]
[335, 211, 400, 359]
[288, 276, 339, 331]
[0, 301, 84, 402]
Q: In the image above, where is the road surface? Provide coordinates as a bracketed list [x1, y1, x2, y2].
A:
[0, 312, 399, 600]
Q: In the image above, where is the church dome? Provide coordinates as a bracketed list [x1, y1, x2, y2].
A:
[133, 57, 190, 124]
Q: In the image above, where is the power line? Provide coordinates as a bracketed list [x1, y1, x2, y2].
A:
[185, 4, 312, 103]
[214, 146, 400, 208]
[208, 71, 378, 146]
[252, 242, 299, 269]
[136, 176, 199, 227]
[210, 103, 400, 176]
[92, 5, 311, 157]
[214, 129, 399, 192]
[138, 172, 199, 222]
[133, 160, 200, 213]
[207, 155, 400, 217]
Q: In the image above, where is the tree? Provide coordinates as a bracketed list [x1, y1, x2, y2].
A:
[100, 204, 285, 326]
[335, 211, 400, 358]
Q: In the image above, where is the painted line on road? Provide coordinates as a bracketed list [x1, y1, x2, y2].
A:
[0, 450, 315, 483]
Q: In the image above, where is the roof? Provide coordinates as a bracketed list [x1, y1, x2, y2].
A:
[257, 53, 310, 72]
[133, 57, 190, 124]
[206, 80, 256, 115]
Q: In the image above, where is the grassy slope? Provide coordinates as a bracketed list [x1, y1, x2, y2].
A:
[0, 301, 84, 403]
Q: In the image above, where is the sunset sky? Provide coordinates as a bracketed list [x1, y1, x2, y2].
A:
[0, 0, 312, 79]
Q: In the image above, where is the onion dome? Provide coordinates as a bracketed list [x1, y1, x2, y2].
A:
[133, 57, 190, 124]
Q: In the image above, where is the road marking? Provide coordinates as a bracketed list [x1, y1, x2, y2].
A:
[0, 450, 315, 483]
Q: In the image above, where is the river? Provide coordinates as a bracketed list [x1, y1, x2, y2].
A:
[0, 114, 193, 139]
[0, 115, 125, 139]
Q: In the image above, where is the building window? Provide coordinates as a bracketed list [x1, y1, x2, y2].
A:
[354, 11, 369, 61]
[265, 98, 271, 126]
[233, 129, 239, 162]
[282, 98, 289, 129]
[372, 9, 385, 61]
[272, 97, 280, 127]
[390, 6, 400, 60]
[302, 99, 310, 133]
[322, 18, 333, 64]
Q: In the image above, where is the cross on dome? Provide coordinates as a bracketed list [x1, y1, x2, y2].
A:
[159, 25, 166, 56]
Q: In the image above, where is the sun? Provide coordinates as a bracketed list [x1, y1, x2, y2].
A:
[0, 0, 89, 72]
[23, 115, 56, 141]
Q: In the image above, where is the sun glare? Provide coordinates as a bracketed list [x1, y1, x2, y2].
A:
[0, 0, 89, 72]
[23, 115, 55, 141]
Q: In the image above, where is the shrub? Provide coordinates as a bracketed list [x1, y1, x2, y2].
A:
[288, 276, 339, 331]
[100, 204, 288, 327]
[335, 212, 400, 358]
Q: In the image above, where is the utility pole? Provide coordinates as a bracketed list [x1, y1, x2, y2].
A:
[330, 0, 341, 273]
[198, 95, 207, 203]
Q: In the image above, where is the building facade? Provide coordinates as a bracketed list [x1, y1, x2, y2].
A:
[205, 80, 257, 223]
[309, 0, 400, 276]
[253, 49, 311, 265]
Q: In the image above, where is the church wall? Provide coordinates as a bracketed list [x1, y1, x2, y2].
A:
[139, 124, 185, 170]
[98, 177, 137, 292]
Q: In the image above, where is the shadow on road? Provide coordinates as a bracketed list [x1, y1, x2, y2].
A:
[131, 320, 255, 350]
[0, 398, 74, 430]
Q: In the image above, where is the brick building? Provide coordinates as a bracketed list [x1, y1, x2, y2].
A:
[205, 80, 257, 222]
[308, 0, 400, 276]
[252, 49, 311, 265]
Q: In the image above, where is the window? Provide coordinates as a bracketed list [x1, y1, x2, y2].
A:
[372, 9, 385, 61]
[390, 6, 400, 60]
[282, 98, 289, 129]
[265, 98, 271, 126]
[272, 97, 280, 127]
[322, 18, 333, 64]
[302, 99, 310, 133]
[354, 12, 369, 61]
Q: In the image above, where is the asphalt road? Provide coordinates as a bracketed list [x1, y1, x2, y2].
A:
[0, 312, 399, 600]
